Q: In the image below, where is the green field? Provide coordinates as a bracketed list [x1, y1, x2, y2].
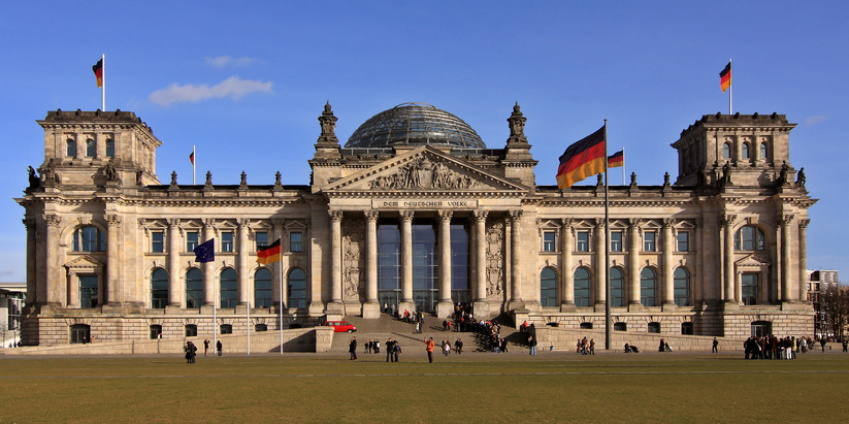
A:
[1, 351, 847, 424]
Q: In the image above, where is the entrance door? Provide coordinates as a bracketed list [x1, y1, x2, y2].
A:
[751, 321, 772, 338]
[412, 223, 437, 313]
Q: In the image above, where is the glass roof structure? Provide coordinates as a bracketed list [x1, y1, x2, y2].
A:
[345, 103, 486, 149]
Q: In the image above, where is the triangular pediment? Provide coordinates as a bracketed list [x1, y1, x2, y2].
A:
[735, 253, 771, 268]
[322, 146, 528, 195]
[65, 255, 104, 270]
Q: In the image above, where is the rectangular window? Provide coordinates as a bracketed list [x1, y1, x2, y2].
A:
[290, 231, 303, 252]
[151, 231, 164, 253]
[576, 231, 589, 252]
[79, 275, 98, 308]
[677, 231, 689, 252]
[542, 231, 556, 252]
[742, 273, 758, 305]
[644, 231, 656, 252]
[256, 231, 268, 250]
[106, 139, 115, 157]
[186, 231, 199, 252]
[221, 231, 234, 252]
[610, 231, 623, 252]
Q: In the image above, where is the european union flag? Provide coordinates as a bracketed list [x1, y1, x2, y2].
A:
[194, 239, 215, 263]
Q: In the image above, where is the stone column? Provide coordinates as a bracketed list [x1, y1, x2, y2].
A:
[327, 210, 344, 315]
[721, 215, 736, 304]
[43, 214, 62, 307]
[780, 214, 794, 303]
[798, 219, 810, 301]
[627, 219, 641, 308]
[661, 219, 675, 310]
[167, 219, 181, 308]
[105, 214, 121, 307]
[23, 219, 36, 306]
[237, 219, 249, 306]
[473, 210, 489, 317]
[436, 210, 453, 318]
[508, 210, 525, 311]
[399, 211, 415, 314]
[363, 210, 380, 318]
[593, 219, 607, 310]
[202, 220, 215, 307]
[560, 219, 575, 310]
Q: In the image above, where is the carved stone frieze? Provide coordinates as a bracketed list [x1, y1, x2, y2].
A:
[486, 218, 505, 298]
[342, 216, 365, 301]
[369, 156, 479, 190]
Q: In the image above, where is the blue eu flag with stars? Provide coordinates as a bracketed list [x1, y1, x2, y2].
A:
[194, 239, 215, 263]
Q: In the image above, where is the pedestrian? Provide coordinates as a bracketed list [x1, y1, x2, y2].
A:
[386, 338, 394, 362]
[820, 337, 827, 353]
[216, 340, 222, 356]
[349, 336, 358, 360]
[204, 339, 210, 356]
[842, 340, 847, 352]
[425, 337, 435, 363]
[589, 338, 595, 355]
[375, 340, 380, 354]
[393, 341, 402, 362]
[528, 335, 537, 356]
[712, 337, 719, 353]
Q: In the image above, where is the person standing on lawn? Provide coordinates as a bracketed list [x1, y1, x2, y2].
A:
[424, 337, 435, 363]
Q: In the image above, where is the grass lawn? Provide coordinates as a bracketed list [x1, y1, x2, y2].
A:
[0, 350, 847, 423]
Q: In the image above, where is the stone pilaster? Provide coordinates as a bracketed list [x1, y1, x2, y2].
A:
[721, 215, 737, 306]
[399, 210, 415, 315]
[362, 210, 380, 318]
[167, 219, 181, 308]
[436, 210, 453, 318]
[560, 219, 575, 311]
[473, 210, 489, 317]
[508, 210, 526, 311]
[798, 219, 810, 301]
[237, 220, 249, 306]
[202, 220, 215, 308]
[105, 214, 122, 307]
[661, 218, 676, 310]
[593, 219, 607, 311]
[23, 219, 36, 306]
[780, 214, 794, 303]
[43, 214, 61, 307]
[326, 210, 344, 315]
[627, 218, 641, 310]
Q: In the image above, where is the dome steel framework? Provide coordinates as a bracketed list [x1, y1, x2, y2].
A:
[345, 103, 486, 149]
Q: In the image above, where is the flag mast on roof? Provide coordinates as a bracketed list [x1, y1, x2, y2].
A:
[92, 55, 105, 111]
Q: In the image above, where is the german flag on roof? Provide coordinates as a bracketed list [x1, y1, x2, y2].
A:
[556, 126, 606, 189]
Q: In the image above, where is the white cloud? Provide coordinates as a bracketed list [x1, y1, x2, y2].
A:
[149, 76, 273, 106]
[204, 56, 257, 67]
[805, 115, 828, 126]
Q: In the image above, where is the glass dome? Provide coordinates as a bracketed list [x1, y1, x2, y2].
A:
[345, 103, 486, 149]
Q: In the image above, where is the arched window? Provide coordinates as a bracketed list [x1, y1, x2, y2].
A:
[647, 322, 661, 333]
[149, 325, 162, 339]
[741, 142, 750, 159]
[610, 267, 625, 307]
[759, 142, 768, 159]
[73, 226, 105, 252]
[185, 324, 197, 337]
[734, 226, 765, 251]
[106, 139, 115, 157]
[254, 268, 272, 308]
[640, 268, 657, 307]
[185, 268, 203, 308]
[673, 267, 690, 307]
[220, 268, 238, 308]
[574, 267, 591, 307]
[540, 267, 558, 307]
[66, 138, 76, 157]
[288, 268, 306, 309]
[151, 268, 169, 309]
[86, 139, 96, 157]
[722, 142, 731, 159]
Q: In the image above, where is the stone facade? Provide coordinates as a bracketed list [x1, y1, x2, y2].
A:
[16, 105, 815, 346]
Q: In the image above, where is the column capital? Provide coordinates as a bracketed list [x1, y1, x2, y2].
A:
[779, 214, 795, 226]
[105, 214, 122, 227]
[593, 217, 605, 228]
[662, 218, 674, 228]
[399, 210, 414, 222]
[474, 209, 489, 221]
[628, 218, 642, 228]
[438, 210, 453, 222]
[509, 209, 522, 222]
[22, 218, 36, 229]
[364, 210, 379, 221]
[328, 210, 343, 222]
[166, 218, 181, 227]
[560, 217, 572, 228]
[719, 214, 736, 227]
[43, 214, 61, 227]
[799, 218, 810, 229]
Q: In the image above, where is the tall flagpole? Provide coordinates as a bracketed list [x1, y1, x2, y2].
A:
[101, 54, 106, 111]
[192, 145, 196, 185]
[247, 301, 251, 355]
[728, 58, 732, 115]
[621, 147, 626, 186]
[603, 120, 611, 350]
[279, 258, 284, 354]
[213, 265, 217, 358]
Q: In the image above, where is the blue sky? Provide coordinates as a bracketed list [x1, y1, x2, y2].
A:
[1, 1, 847, 282]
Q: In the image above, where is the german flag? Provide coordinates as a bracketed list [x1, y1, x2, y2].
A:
[557, 126, 606, 189]
[92, 59, 103, 88]
[608, 150, 623, 168]
[256, 239, 282, 264]
[720, 62, 731, 93]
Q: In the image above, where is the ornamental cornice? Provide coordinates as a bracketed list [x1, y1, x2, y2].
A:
[325, 190, 525, 199]
[536, 199, 690, 208]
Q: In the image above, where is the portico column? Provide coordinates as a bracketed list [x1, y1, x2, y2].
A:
[780, 214, 794, 303]
[560, 219, 575, 310]
[508, 210, 525, 311]
[167, 219, 181, 307]
[627, 219, 641, 308]
[23, 219, 36, 306]
[105, 214, 121, 307]
[436, 210, 453, 318]
[237, 220, 249, 306]
[399, 211, 415, 314]
[363, 210, 380, 318]
[202, 220, 215, 307]
[722, 215, 736, 304]
[43, 214, 62, 306]
[473, 210, 489, 317]
[328, 210, 344, 312]
[593, 219, 607, 310]
[661, 219, 676, 310]
[798, 219, 810, 301]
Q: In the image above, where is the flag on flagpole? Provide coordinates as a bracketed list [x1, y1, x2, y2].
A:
[92, 59, 103, 88]
[256, 239, 282, 264]
[607, 150, 624, 168]
[556, 126, 606, 189]
[720, 62, 732, 93]
[189, 151, 195, 165]
[193, 239, 215, 263]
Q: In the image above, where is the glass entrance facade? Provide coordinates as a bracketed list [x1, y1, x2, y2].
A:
[377, 221, 400, 309]
[412, 222, 437, 313]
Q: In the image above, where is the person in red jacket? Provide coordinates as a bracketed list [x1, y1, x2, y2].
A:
[424, 337, 435, 363]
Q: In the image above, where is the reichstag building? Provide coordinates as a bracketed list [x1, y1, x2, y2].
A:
[17, 102, 815, 345]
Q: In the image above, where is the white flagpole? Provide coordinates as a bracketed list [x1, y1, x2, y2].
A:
[279, 258, 284, 354]
[728, 58, 732, 115]
[621, 147, 626, 186]
[101, 54, 106, 111]
[213, 263, 217, 357]
[603, 120, 611, 350]
[192, 145, 196, 185]
[247, 301, 251, 355]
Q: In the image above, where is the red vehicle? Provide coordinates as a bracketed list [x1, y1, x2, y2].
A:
[324, 321, 357, 333]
